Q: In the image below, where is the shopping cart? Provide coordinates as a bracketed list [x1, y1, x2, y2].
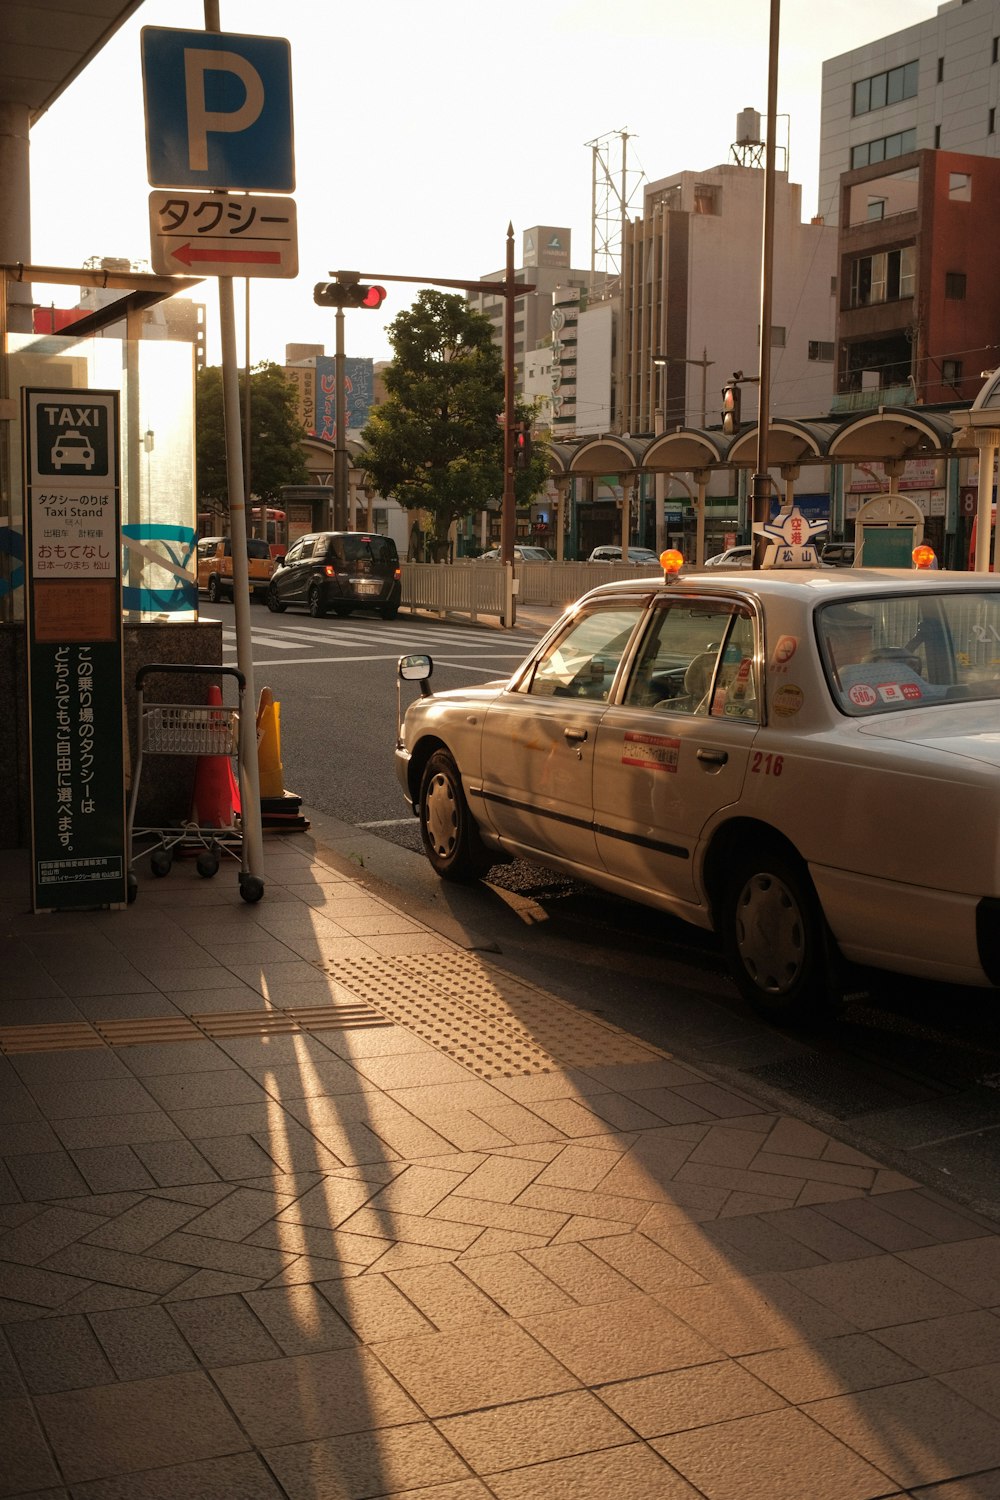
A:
[126, 664, 264, 905]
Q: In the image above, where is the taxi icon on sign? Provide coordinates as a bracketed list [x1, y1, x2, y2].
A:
[51, 430, 95, 471]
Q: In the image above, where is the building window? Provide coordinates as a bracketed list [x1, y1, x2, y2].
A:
[945, 271, 967, 299]
[937, 57, 944, 84]
[771, 326, 786, 348]
[942, 359, 963, 385]
[849, 246, 915, 308]
[693, 184, 720, 215]
[993, 36, 999, 63]
[991, 107, 997, 135]
[867, 197, 887, 221]
[949, 172, 972, 200]
[808, 341, 835, 362]
[851, 128, 917, 169]
[853, 61, 919, 116]
[935, 124, 941, 148]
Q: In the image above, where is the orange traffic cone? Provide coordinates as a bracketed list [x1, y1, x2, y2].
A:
[190, 685, 241, 828]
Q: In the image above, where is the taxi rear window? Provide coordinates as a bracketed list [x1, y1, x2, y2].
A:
[818, 592, 1000, 713]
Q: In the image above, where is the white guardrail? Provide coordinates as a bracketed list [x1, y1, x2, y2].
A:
[401, 561, 664, 624]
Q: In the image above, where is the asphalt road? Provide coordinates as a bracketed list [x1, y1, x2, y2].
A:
[204, 597, 1000, 1222]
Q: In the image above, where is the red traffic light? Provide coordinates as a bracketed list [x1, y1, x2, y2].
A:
[359, 285, 386, 309]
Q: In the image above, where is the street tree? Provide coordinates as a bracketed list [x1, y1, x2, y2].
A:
[196, 361, 309, 526]
[355, 290, 546, 558]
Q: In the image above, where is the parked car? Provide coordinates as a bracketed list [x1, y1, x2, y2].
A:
[396, 567, 1000, 1022]
[198, 537, 274, 602]
[267, 531, 401, 618]
[588, 546, 660, 565]
[476, 545, 553, 563]
[821, 541, 857, 567]
[702, 544, 753, 568]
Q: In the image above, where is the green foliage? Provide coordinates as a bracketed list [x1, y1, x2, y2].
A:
[196, 361, 309, 522]
[355, 290, 547, 551]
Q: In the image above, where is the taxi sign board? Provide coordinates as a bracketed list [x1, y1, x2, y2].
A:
[141, 27, 294, 191]
[148, 191, 298, 278]
[22, 389, 127, 911]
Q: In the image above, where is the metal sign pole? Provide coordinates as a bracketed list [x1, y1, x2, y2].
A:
[205, 0, 264, 884]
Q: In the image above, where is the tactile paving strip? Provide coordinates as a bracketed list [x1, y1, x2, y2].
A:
[0, 1001, 390, 1055]
[326, 951, 665, 1078]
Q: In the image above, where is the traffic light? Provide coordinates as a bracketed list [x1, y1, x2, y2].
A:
[721, 380, 741, 435]
[515, 425, 532, 471]
[313, 280, 387, 309]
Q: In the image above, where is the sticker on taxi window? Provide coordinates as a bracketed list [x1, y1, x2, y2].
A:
[876, 680, 923, 703]
[772, 635, 797, 665]
[622, 731, 680, 772]
[772, 683, 804, 716]
[848, 683, 878, 708]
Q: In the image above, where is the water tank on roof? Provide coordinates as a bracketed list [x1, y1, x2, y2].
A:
[736, 109, 761, 147]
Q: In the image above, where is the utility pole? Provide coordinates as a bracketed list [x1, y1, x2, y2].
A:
[752, 0, 781, 567]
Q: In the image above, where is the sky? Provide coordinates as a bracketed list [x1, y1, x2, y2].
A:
[27, 0, 943, 370]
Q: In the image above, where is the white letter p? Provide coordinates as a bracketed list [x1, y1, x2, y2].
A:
[184, 49, 264, 172]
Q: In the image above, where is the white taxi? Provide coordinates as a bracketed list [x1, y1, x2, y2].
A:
[395, 567, 1000, 1023]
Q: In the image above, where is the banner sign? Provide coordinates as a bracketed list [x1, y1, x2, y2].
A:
[23, 389, 127, 911]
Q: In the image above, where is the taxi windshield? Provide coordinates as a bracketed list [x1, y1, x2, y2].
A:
[818, 591, 1000, 714]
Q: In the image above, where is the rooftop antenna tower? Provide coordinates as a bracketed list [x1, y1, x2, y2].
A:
[586, 128, 646, 295]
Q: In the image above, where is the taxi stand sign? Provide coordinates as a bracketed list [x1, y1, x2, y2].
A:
[148, 190, 298, 278]
[23, 389, 127, 911]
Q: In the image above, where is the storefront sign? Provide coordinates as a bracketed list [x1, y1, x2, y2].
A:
[23, 389, 127, 911]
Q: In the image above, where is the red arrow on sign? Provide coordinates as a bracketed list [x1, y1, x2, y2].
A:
[171, 243, 282, 267]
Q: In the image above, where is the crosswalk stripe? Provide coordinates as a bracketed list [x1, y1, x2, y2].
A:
[220, 624, 539, 651]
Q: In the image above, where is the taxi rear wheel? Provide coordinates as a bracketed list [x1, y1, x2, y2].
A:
[418, 750, 491, 882]
[720, 846, 839, 1025]
[207, 575, 221, 604]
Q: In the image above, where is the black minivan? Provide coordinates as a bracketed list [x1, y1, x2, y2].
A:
[266, 531, 402, 618]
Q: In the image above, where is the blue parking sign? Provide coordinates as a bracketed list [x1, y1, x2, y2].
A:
[141, 27, 294, 191]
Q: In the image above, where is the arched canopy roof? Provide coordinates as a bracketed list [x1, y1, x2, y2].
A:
[642, 428, 731, 471]
[828, 407, 957, 462]
[726, 420, 839, 468]
[567, 434, 648, 476]
[545, 442, 579, 477]
[972, 371, 1000, 411]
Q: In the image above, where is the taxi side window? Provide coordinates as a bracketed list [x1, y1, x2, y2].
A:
[624, 602, 758, 720]
[524, 605, 644, 701]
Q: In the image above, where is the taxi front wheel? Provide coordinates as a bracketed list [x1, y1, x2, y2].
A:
[720, 846, 841, 1026]
[419, 750, 492, 882]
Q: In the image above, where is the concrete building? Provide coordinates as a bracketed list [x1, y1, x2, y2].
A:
[467, 227, 592, 401]
[835, 147, 1000, 407]
[820, 0, 1000, 225]
[622, 162, 838, 435]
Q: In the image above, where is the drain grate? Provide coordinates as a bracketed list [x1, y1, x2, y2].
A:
[325, 951, 664, 1079]
[0, 1001, 390, 1055]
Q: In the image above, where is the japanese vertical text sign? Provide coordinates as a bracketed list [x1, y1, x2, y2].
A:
[141, 28, 294, 191]
[23, 390, 127, 911]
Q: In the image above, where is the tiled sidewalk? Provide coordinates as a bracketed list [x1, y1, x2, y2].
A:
[2, 841, 1000, 1499]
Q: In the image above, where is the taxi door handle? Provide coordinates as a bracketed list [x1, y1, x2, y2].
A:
[564, 727, 588, 744]
[696, 747, 728, 767]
